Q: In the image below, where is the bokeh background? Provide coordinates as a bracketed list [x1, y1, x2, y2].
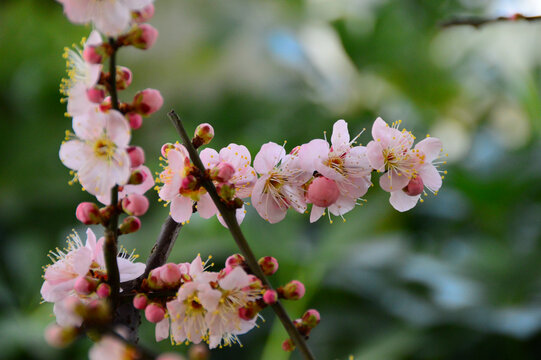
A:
[2, 0, 541, 359]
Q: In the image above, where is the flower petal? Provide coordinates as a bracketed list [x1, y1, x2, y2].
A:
[170, 196, 193, 223]
[310, 205, 325, 223]
[366, 140, 385, 171]
[415, 137, 442, 163]
[155, 318, 170, 342]
[331, 119, 350, 150]
[196, 193, 217, 219]
[389, 190, 420, 212]
[59, 140, 88, 170]
[105, 110, 131, 148]
[379, 169, 410, 193]
[419, 164, 442, 192]
[253, 142, 285, 174]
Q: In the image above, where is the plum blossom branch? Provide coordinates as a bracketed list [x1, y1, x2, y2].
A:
[143, 216, 183, 278]
[168, 110, 316, 360]
[441, 13, 541, 28]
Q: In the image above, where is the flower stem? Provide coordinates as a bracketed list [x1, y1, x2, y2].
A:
[168, 110, 316, 360]
[104, 37, 121, 307]
[441, 14, 541, 28]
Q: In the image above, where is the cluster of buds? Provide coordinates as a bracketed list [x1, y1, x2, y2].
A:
[282, 309, 321, 352]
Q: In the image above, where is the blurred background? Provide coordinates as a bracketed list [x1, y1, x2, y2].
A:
[2, 0, 541, 359]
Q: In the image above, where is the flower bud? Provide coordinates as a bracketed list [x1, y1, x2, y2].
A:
[133, 5, 155, 23]
[210, 162, 235, 183]
[145, 303, 165, 323]
[83, 45, 103, 64]
[403, 176, 424, 196]
[122, 194, 149, 216]
[124, 23, 159, 50]
[188, 344, 210, 360]
[148, 268, 165, 290]
[161, 143, 176, 157]
[246, 275, 263, 290]
[160, 263, 182, 285]
[83, 299, 111, 325]
[76, 202, 101, 225]
[96, 283, 111, 298]
[99, 96, 112, 112]
[225, 253, 245, 268]
[258, 256, 279, 276]
[278, 280, 305, 300]
[44, 323, 77, 348]
[127, 112, 143, 129]
[238, 306, 257, 321]
[306, 176, 340, 207]
[133, 88, 163, 116]
[217, 183, 235, 201]
[86, 87, 106, 103]
[115, 66, 133, 90]
[263, 289, 277, 305]
[281, 338, 295, 352]
[74, 276, 98, 295]
[193, 123, 214, 148]
[119, 216, 141, 234]
[133, 293, 148, 310]
[127, 146, 145, 168]
[301, 309, 320, 328]
[129, 168, 147, 185]
[180, 174, 198, 192]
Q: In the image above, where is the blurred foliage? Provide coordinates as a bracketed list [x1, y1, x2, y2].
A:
[1, 0, 541, 359]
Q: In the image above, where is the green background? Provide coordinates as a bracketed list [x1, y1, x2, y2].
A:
[1, 0, 541, 359]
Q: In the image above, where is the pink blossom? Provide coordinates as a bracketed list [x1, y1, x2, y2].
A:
[57, 0, 155, 36]
[59, 110, 131, 197]
[298, 120, 372, 223]
[97, 165, 154, 205]
[89, 335, 138, 360]
[389, 137, 444, 211]
[60, 31, 103, 118]
[251, 142, 312, 223]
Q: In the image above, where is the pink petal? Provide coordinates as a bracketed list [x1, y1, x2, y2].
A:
[85, 30, 103, 47]
[232, 166, 257, 199]
[328, 195, 356, 216]
[217, 206, 246, 228]
[379, 169, 410, 193]
[220, 143, 251, 170]
[389, 190, 420, 212]
[59, 140, 88, 170]
[155, 318, 170, 342]
[200, 148, 220, 169]
[297, 139, 329, 173]
[170, 196, 193, 223]
[59, 0, 92, 24]
[281, 184, 307, 214]
[219, 266, 251, 290]
[92, 1, 131, 36]
[251, 176, 287, 224]
[72, 111, 105, 140]
[159, 175, 181, 201]
[415, 137, 442, 163]
[117, 258, 145, 282]
[331, 119, 350, 150]
[67, 82, 98, 117]
[310, 205, 325, 223]
[371, 117, 391, 146]
[253, 142, 285, 174]
[419, 164, 442, 192]
[196, 193, 217, 219]
[167, 149, 185, 170]
[122, 0, 155, 10]
[105, 110, 131, 148]
[366, 141, 385, 171]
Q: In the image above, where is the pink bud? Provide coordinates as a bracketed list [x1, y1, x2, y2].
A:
[44, 323, 77, 348]
[127, 23, 159, 50]
[160, 263, 182, 285]
[301, 309, 320, 328]
[119, 216, 141, 234]
[75, 202, 101, 225]
[279, 280, 305, 300]
[145, 303, 165, 323]
[225, 254, 245, 269]
[403, 176, 424, 196]
[193, 123, 215, 147]
[238, 306, 256, 321]
[122, 194, 149, 216]
[247, 275, 263, 290]
[210, 162, 235, 183]
[99, 96, 112, 112]
[281, 338, 295, 352]
[133, 293, 148, 310]
[96, 283, 111, 298]
[86, 87, 106, 103]
[258, 256, 279, 276]
[263, 289, 277, 305]
[74, 276, 97, 295]
[148, 268, 165, 290]
[127, 146, 145, 168]
[133, 5, 155, 23]
[180, 174, 198, 192]
[306, 176, 340, 207]
[133, 88, 163, 116]
[116, 66, 133, 90]
[128, 168, 147, 185]
[127, 112, 143, 129]
[83, 45, 103, 64]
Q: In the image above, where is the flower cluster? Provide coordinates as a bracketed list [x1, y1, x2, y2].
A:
[158, 118, 445, 226]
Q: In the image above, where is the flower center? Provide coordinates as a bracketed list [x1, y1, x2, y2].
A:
[93, 137, 115, 160]
[325, 155, 345, 175]
[185, 294, 204, 316]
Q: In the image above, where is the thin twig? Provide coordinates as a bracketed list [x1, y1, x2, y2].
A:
[143, 216, 183, 278]
[168, 110, 316, 360]
[441, 14, 541, 28]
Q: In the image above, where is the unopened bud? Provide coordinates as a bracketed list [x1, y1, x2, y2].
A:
[127, 146, 145, 168]
[129, 169, 147, 185]
[188, 344, 210, 360]
[403, 176, 424, 196]
[133, 88, 163, 116]
[99, 96, 112, 112]
[225, 253, 245, 268]
[74, 276, 98, 295]
[122, 194, 149, 216]
[247, 275, 263, 290]
[124, 23, 159, 50]
[160, 263, 182, 285]
[145, 303, 165, 323]
[306, 176, 340, 207]
[127, 112, 143, 129]
[301, 309, 320, 328]
[148, 268, 165, 290]
[258, 256, 279, 276]
[133, 4, 155, 23]
[278, 280, 305, 300]
[96, 283, 111, 298]
[86, 87, 106, 104]
[263, 289, 277, 305]
[133, 293, 148, 310]
[116, 66, 133, 90]
[210, 162, 235, 183]
[281, 338, 295, 352]
[180, 174, 198, 192]
[82, 45, 104, 64]
[76, 202, 101, 225]
[44, 323, 77, 348]
[193, 123, 214, 148]
[119, 216, 141, 234]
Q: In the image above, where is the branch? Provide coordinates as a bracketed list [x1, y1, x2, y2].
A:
[168, 110, 316, 360]
[143, 216, 183, 278]
[441, 14, 541, 28]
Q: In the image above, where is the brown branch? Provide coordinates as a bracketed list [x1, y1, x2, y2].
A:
[168, 110, 316, 360]
[143, 216, 183, 278]
[441, 14, 541, 28]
